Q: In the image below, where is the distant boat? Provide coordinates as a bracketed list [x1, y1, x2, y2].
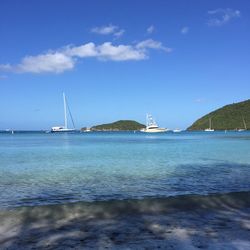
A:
[204, 118, 214, 132]
[5, 129, 14, 134]
[173, 129, 182, 133]
[51, 93, 76, 132]
[238, 116, 247, 132]
[82, 128, 91, 133]
[140, 114, 168, 133]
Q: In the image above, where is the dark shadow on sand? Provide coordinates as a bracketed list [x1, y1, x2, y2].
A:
[1, 191, 250, 249]
[1, 161, 250, 249]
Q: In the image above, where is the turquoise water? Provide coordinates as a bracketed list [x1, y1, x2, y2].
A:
[0, 131, 250, 208]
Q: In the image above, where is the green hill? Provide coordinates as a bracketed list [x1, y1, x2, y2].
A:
[188, 99, 250, 130]
[90, 120, 145, 131]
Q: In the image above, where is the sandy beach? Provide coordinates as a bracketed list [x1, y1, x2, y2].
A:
[1, 191, 250, 249]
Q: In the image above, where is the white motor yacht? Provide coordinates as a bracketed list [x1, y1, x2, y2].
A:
[140, 114, 168, 133]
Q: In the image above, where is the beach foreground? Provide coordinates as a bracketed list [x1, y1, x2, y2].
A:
[1, 192, 250, 249]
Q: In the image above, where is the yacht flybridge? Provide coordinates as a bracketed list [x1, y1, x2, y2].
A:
[140, 114, 168, 133]
[51, 93, 76, 132]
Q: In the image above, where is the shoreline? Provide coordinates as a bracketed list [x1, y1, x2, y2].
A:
[1, 191, 250, 249]
[2, 190, 250, 213]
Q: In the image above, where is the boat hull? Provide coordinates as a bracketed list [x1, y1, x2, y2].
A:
[173, 129, 182, 133]
[51, 128, 76, 133]
[141, 128, 168, 133]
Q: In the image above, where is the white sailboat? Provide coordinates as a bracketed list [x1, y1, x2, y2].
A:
[140, 114, 168, 133]
[238, 116, 247, 132]
[204, 118, 214, 132]
[51, 93, 76, 132]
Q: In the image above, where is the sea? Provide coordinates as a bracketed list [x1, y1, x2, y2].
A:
[0, 131, 250, 209]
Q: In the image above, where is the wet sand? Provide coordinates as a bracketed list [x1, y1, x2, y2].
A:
[1, 191, 250, 249]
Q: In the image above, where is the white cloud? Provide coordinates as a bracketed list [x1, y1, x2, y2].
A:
[207, 8, 240, 26]
[20, 53, 74, 73]
[0, 53, 74, 74]
[91, 24, 125, 38]
[181, 26, 189, 34]
[0, 39, 172, 74]
[65, 43, 98, 57]
[136, 39, 172, 52]
[64, 42, 145, 61]
[147, 25, 155, 34]
[114, 29, 125, 38]
[97, 42, 145, 61]
[0, 64, 12, 71]
[91, 24, 117, 35]
[66, 39, 171, 61]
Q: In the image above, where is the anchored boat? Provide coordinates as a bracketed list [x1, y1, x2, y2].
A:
[204, 118, 214, 132]
[51, 93, 76, 132]
[238, 116, 247, 132]
[140, 114, 168, 133]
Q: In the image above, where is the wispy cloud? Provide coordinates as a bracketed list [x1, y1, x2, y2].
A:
[91, 24, 125, 38]
[0, 74, 8, 80]
[0, 64, 12, 71]
[146, 25, 155, 34]
[114, 29, 125, 38]
[207, 8, 240, 26]
[0, 39, 172, 74]
[181, 26, 189, 34]
[91, 24, 117, 35]
[136, 39, 172, 52]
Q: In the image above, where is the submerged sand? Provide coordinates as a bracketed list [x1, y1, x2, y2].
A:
[1, 191, 250, 249]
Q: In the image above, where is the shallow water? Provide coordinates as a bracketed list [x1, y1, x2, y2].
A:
[0, 131, 250, 208]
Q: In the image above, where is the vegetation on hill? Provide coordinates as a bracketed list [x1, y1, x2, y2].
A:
[90, 120, 145, 131]
[188, 99, 250, 130]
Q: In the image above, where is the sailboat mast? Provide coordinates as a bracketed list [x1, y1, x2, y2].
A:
[63, 92, 67, 129]
[209, 118, 212, 129]
[243, 117, 247, 130]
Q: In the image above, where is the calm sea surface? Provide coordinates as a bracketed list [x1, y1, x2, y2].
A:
[0, 131, 250, 208]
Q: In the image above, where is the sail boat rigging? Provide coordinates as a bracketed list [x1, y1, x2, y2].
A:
[238, 116, 247, 132]
[51, 93, 76, 132]
[204, 117, 214, 132]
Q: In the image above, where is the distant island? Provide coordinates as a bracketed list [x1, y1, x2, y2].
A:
[81, 120, 146, 131]
[188, 99, 250, 130]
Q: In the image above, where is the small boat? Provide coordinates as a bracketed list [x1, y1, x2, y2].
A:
[6, 129, 14, 134]
[204, 118, 214, 132]
[173, 129, 182, 133]
[51, 93, 76, 132]
[237, 116, 247, 132]
[83, 128, 92, 132]
[140, 114, 168, 133]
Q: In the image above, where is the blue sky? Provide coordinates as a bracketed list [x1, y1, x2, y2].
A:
[0, 0, 250, 130]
